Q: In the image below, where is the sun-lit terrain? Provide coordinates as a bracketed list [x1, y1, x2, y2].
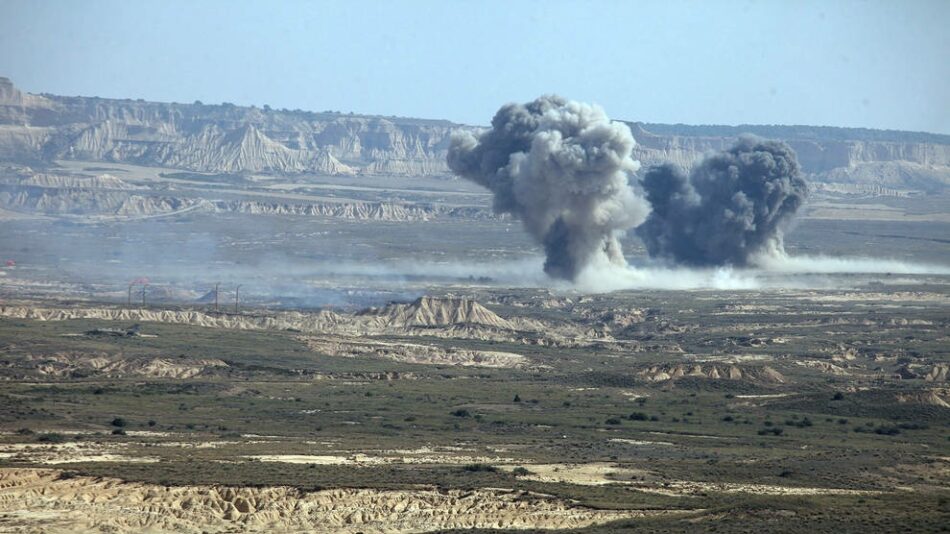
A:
[1, 3, 949, 528]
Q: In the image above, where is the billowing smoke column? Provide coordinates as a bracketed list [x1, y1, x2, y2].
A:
[636, 137, 807, 266]
[447, 96, 648, 280]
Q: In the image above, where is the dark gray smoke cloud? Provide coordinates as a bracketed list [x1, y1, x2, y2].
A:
[447, 96, 648, 280]
[636, 137, 808, 266]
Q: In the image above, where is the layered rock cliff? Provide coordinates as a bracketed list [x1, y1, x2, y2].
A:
[0, 77, 453, 176]
[1, 77, 948, 190]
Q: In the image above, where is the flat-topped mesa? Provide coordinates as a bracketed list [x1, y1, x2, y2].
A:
[638, 363, 786, 384]
[364, 296, 514, 330]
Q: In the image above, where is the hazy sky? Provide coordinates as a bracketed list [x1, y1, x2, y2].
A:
[1, 0, 947, 133]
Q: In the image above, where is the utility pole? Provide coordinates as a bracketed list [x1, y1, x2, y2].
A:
[141, 284, 147, 307]
[128, 284, 134, 307]
[235, 284, 242, 313]
[214, 282, 220, 312]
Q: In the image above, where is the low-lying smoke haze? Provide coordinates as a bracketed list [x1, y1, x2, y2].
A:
[447, 95, 649, 281]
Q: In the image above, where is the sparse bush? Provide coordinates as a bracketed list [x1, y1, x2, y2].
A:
[722, 415, 735, 422]
[629, 412, 649, 421]
[832, 392, 845, 401]
[15, 428, 34, 435]
[512, 466, 532, 476]
[111, 429, 126, 436]
[147, 420, 157, 427]
[451, 409, 471, 418]
[605, 417, 623, 425]
[874, 426, 901, 436]
[785, 418, 813, 428]
[462, 463, 497, 473]
[513, 394, 521, 402]
[36, 433, 66, 443]
[758, 427, 784, 436]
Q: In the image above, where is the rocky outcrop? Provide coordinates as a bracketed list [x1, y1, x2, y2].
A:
[16, 171, 141, 189]
[301, 336, 528, 368]
[0, 171, 496, 220]
[895, 389, 950, 408]
[924, 364, 949, 382]
[358, 296, 516, 330]
[637, 363, 785, 383]
[218, 200, 496, 221]
[3, 351, 229, 380]
[0, 185, 209, 217]
[0, 298, 585, 347]
[0, 468, 646, 533]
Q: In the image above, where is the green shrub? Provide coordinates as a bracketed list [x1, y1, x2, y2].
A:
[462, 463, 497, 473]
[874, 426, 901, 436]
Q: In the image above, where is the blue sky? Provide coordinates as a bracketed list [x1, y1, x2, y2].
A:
[1, 0, 947, 133]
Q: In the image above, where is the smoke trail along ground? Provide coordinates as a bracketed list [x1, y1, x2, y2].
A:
[447, 95, 649, 280]
[636, 136, 808, 267]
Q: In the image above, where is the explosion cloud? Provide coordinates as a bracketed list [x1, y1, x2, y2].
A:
[636, 137, 808, 266]
[447, 96, 648, 280]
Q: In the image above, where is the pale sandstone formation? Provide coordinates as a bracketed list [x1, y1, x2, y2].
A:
[895, 389, 950, 407]
[0, 468, 653, 533]
[5, 351, 229, 379]
[636, 363, 785, 383]
[300, 336, 528, 368]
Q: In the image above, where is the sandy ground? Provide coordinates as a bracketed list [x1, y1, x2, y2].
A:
[500, 463, 883, 497]
[247, 446, 523, 466]
[0, 441, 160, 465]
